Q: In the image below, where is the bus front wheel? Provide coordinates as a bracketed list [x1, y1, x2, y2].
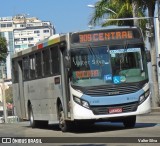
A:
[123, 116, 136, 128]
[58, 104, 70, 132]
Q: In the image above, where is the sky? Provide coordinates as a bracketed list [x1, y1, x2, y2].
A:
[0, 0, 98, 33]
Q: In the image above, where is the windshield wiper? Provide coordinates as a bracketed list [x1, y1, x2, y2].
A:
[88, 45, 97, 59]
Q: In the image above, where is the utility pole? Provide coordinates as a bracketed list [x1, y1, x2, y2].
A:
[0, 66, 7, 123]
[155, 0, 160, 106]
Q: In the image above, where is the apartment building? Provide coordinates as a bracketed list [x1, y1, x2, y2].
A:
[0, 14, 55, 79]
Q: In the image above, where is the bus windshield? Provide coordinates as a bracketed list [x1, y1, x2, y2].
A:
[70, 45, 148, 87]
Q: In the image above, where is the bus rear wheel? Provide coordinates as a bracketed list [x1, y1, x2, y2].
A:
[58, 104, 70, 132]
[123, 116, 136, 128]
[29, 105, 37, 128]
[29, 105, 48, 128]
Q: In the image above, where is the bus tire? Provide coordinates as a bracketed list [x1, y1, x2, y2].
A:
[29, 105, 37, 128]
[58, 104, 70, 132]
[123, 116, 136, 128]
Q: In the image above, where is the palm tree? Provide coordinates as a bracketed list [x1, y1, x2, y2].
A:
[0, 35, 8, 62]
[132, 0, 139, 26]
[89, 0, 147, 30]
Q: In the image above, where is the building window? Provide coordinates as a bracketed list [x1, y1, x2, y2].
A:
[14, 38, 20, 41]
[34, 30, 40, 33]
[9, 32, 13, 39]
[0, 32, 5, 37]
[15, 45, 21, 48]
[28, 37, 33, 41]
[20, 24, 25, 27]
[21, 38, 27, 41]
[7, 23, 12, 27]
[27, 24, 33, 27]
[43, 30, 49, 33]
[1, 24, 6, 28]
[28, 44, 34, 47]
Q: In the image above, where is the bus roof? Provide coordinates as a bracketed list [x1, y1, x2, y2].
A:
[71, 26, 139, 34]
[11, 33, 66, 59]
[11, 26, 141, 59]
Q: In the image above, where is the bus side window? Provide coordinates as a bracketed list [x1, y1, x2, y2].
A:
[23, 57, 29, 80]
[50, 46, 60, 75]
[12, 60, 19, 83]
[35, 52, 42, 78]
[29, 54, 36, 79]
[42, 49, 51, 76]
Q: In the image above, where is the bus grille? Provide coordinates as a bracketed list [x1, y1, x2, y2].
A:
[84, 83, 142, 96]
[90, 102, 138, 115]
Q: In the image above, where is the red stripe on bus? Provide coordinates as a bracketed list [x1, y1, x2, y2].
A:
[38, 44, 43, 49]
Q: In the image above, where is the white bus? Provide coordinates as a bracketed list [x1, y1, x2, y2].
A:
[12, 27, 151, 132]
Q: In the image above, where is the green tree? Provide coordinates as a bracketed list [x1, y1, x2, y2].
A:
[5, 86, 13, 104]
[0, 35, 8, 62]
[89, 0, 147, 31]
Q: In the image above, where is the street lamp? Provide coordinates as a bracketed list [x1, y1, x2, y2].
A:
[87, 4, 117, 15]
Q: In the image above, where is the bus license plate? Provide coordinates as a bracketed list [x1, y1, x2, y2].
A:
[109, 107, 122, 114]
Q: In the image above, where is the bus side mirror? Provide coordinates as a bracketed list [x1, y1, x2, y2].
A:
[146, 50, 151, 62]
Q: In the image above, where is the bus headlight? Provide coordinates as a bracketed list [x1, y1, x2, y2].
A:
[139, 90, 150, 105]
[73, 96, 90, 109]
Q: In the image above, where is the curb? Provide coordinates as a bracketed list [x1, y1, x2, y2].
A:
[151, 107, 160, 112]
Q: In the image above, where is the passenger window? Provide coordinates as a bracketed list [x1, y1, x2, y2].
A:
[12, 60, 19, 83]
[29, 54, 36, 79]
[42, 49, 51, 76]
[23, 57, 30, 80]
[50, 46, 60, 75]
[35, 52, 42, 78]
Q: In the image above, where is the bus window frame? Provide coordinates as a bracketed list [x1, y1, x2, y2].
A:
[50, 45, 61, 75]
[35, 51, 43, 79]
[29, 54, 36, 80]
[22, 56, 30, 81]
[42, 48, 51, 77]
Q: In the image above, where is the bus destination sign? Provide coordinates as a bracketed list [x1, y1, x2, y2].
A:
[71, 29, 140, 43]
[79, 31, 133, 43]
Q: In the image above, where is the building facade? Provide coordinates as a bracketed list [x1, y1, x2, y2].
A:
[0, 14, 55, 79]
[0, 17, 14, 80]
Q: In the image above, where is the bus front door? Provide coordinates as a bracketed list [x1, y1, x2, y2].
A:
[17, 60, 26, 119]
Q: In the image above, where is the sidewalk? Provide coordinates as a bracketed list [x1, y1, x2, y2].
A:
[152, 107, 160, 112]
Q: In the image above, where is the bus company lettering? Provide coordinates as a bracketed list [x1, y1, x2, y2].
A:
[79, 31, 133, 43]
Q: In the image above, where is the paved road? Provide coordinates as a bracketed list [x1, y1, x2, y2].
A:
[0, 112, 159, 146]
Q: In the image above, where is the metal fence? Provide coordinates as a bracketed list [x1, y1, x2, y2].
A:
[0, 109, 18, 123]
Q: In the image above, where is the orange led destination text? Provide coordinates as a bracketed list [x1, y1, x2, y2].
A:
[79, 31, 133, 43]
[75, 70, 100, 79]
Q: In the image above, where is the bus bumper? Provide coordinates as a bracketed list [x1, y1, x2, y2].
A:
[72, 94, 151, 120]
